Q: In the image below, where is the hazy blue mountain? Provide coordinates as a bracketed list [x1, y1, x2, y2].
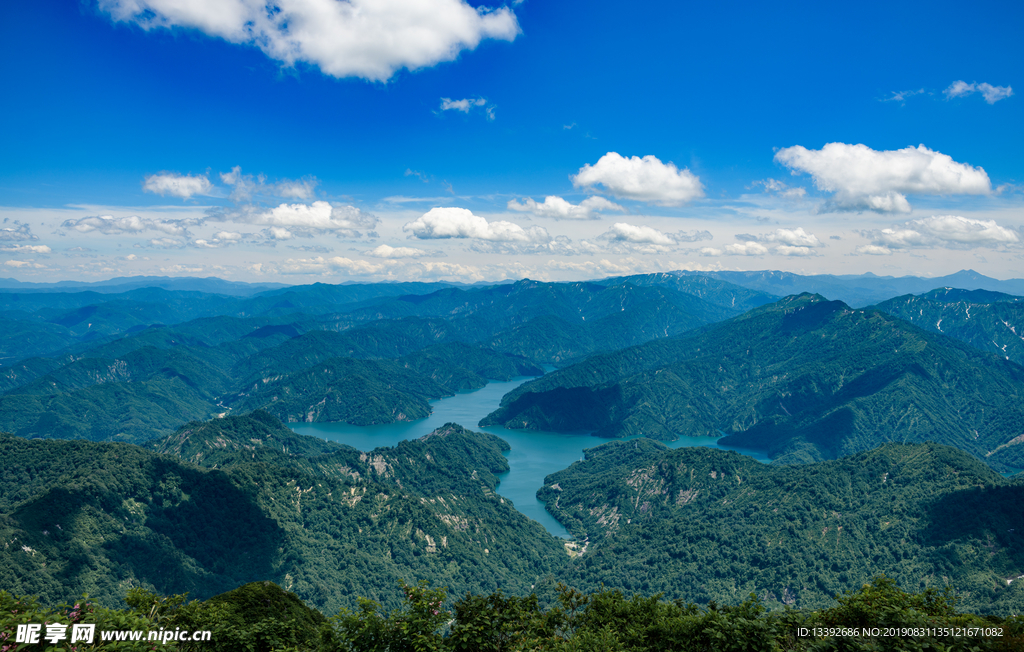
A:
[595, 272, 780, 312]
[0, 275, 289, 295]
[685, 269, 1024, 307]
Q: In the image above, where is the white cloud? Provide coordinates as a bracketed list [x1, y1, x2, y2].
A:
[4, 260, 46, 268]
[732, 227, 823, 256]
[220, 166, 318, 202]
[775, 245, 816, 257]
[61, 214, 193, 236]
[99, 0, 520, 82]
[857, 245, 893, 255]
[572, 153, 705, 206]
[441, 97, 485, 112]
[0, 221, 37, 241]
[944, 80, 1013, 104]
[699, 242, 768, 257]
[545, 259, 635, 276]
[865, 215, 1020, 250]
[403, 207, 550, 242]
[0, 244, 51, 254]
[215, 201, 378, 238]
[760, 227, 822, 248]
[750, 178, 806, 199]
[143, 172, 214, 199]
[364, 244, 439, 258]
[597, 223, 712, 252]
[193, 231, 245, 248]
[507, 195, 626, 220]
[774, 143, 991, 213]
[468, 235, 589, 256]
[280, 255, 388, 276]
[881, 88, 924, 105]
[149, 237, 187, 249]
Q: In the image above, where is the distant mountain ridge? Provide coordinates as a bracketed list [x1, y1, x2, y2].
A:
[680, 269, 1024, 307]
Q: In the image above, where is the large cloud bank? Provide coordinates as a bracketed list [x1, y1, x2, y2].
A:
[99, 0, 520, 81]
[861, 215, 1019, 253]
[774, 143, 991, 213]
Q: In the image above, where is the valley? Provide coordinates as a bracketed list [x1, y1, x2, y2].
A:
[1, 270, 1023, 622]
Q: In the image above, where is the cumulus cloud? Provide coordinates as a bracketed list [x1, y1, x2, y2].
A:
[99, 0, 520, 82]
[0, 221, 38, 241]
[863, 215, 1019, 251]
[572, 153, 704, 206]
[4, 260, 46, 269]
[214, 201, 378, 238]
[507, 195, 626, 220]
[364, 244, 440, 258]
[699, 242, 769, 257]
[944, 81, 1013, 104]
[60, 214, 194, 237]
[143, 172, 214, 199]
[774, 143, 991, 213]
[403, 207, 550, 242]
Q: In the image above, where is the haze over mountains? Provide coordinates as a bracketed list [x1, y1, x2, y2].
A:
[2, 269, 1024, 618]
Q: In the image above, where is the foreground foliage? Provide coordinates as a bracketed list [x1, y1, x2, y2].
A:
[4, 578, 1023, 651]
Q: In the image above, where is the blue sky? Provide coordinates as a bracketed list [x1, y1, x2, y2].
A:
[1, 0, 1021, 283]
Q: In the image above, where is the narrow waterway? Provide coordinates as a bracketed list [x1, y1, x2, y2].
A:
[291, 375, 771, 538]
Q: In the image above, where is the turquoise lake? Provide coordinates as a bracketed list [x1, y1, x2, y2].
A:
[291, 374, 772, 538]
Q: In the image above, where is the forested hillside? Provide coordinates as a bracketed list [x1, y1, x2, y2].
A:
[483, 294, 1024, 471]
[0, 276, 765, 444]
[0, 415, 567, 613]
[873, 288, 1024, 365]
[540, 440, 1024, 613]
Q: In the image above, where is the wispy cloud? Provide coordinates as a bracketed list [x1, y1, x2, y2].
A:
[439, 97, 495, 120]
[944, 80, 1013, 104]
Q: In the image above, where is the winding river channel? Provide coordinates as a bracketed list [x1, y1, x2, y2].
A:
[291, 374, 771, 538]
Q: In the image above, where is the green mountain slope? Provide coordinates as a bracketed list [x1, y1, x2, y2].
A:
[230, 343, 541, 425]
[873, 288, 1024, 365]
[483, 294, 1024, 471]
[0, 415, 568, 613]
[541, 439, 1024, 613]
